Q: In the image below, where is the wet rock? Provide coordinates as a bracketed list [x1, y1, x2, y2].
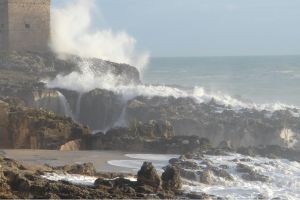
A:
[161, 165, 182, 191]
[210, 167, 234, 181]
[236, 163, 254, 174]
[236, 163, 269, 182]
[179, 169, 199, 181]
[186, 192, 216, 200]
[137, 162, 161, 189]
[198, 170, 214, 185]
[56, 163, 96, 176]
[178, 168, 214, 184]
[176, 160, 199, 170]
[94, 178, 114, 188]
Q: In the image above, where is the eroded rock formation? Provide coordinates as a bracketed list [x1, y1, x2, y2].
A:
[0, 97, 90, 149]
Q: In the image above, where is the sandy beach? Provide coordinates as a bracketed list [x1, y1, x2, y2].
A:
[1, 150, 136, 173]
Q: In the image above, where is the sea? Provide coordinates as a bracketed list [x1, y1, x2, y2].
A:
[144, 55, 300, 107]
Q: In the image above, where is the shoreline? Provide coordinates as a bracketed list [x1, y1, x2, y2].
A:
[2, 149, 138, 173]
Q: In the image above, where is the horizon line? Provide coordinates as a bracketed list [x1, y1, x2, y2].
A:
[150, 54, 300, 59]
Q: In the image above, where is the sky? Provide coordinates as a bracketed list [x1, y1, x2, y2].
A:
[52, 0, 300, 57]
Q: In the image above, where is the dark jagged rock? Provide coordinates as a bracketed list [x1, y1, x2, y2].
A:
[236, 163, 269, 182]
[161, 165, 182, 191]
[210, 166, 234, 181]
[169, 154, 234, 184]
[81, 123, 211, 154]
[137, 162, 161, 189]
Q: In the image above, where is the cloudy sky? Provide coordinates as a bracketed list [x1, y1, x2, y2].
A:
[52, 0, 300, 57]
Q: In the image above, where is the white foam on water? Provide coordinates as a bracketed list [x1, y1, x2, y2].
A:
[57, 91, 74, 118]
[41, 173, 97, 186]
[183, 153, 300, 200]
[41, 172, 137, 186]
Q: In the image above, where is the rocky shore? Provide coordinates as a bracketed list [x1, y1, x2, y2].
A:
[0, 153, 216, 199]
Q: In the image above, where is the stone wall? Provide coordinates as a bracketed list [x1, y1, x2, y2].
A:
[0, 0, 9, 51]
[0, 0, 50, 52]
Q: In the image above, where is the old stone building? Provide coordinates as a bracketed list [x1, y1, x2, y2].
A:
[0, 0, 50, 52]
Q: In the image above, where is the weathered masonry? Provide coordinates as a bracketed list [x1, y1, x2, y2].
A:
[0, 0, 50, 52]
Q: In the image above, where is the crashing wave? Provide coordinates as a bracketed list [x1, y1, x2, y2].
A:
[44, 60, 300, 117]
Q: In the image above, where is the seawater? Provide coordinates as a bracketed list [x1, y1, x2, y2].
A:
[144, 55, 300, 106]
[109, 153, 300, 200]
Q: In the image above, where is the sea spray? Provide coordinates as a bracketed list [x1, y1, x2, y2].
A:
[75, 93, 83, 121]
[113, 106, 128, 128]
[57, 91, 74, 119]
[50, 0, 149, 73]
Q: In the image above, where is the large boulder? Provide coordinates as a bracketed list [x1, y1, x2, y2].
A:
[161, 165, 182, 191]
[137, 162, 160, 189]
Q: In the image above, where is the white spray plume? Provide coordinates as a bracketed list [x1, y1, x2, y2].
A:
[50, 0, 149, 73]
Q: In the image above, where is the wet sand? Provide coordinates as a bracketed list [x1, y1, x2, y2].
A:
[1, 150, 136, 173]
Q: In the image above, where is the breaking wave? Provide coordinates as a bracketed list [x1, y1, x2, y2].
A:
[44, 60, 300, 117]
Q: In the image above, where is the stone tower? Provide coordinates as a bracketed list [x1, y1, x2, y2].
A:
[0, 0, 50, 52]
